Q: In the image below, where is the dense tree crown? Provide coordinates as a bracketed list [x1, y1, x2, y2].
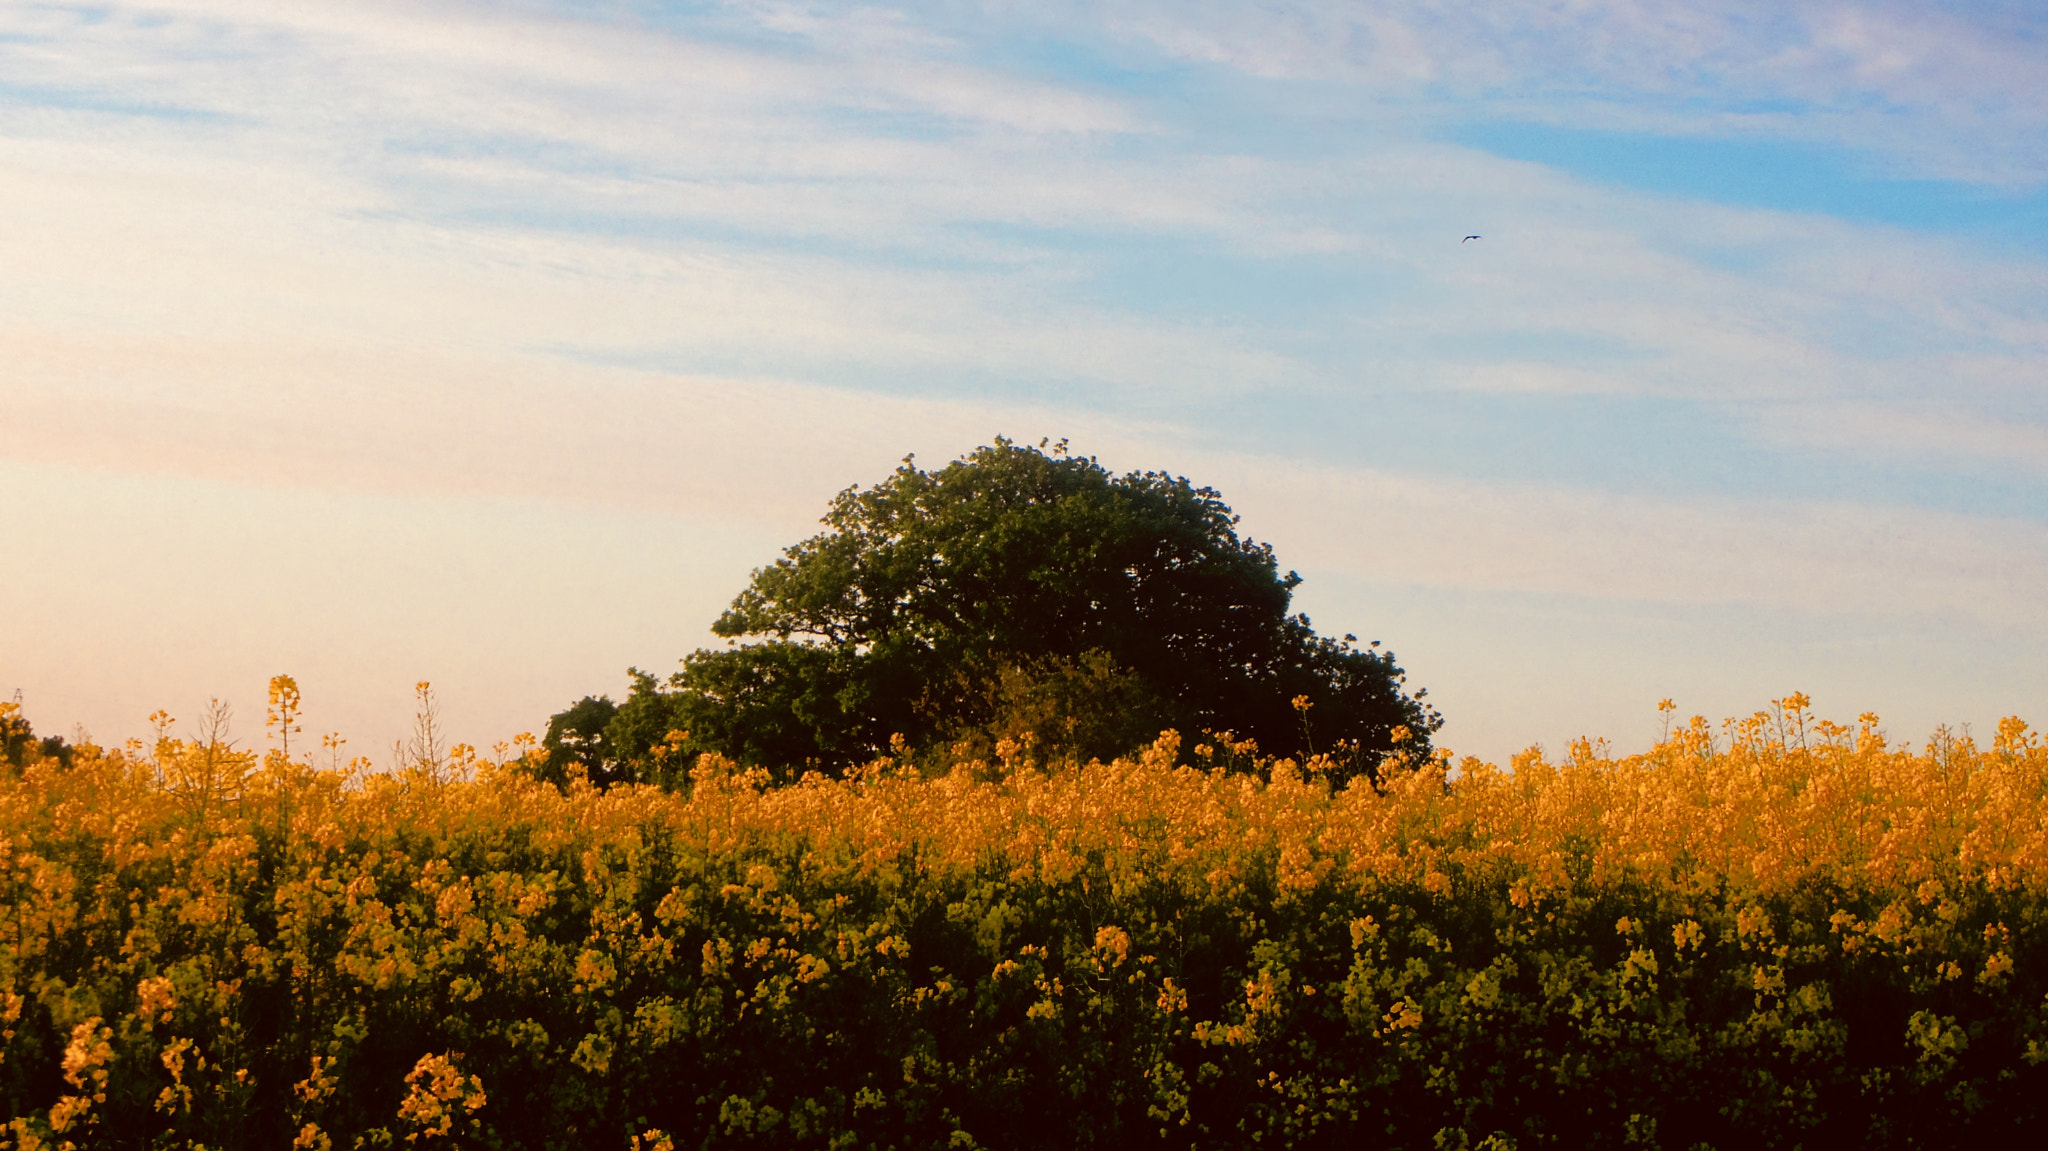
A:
[1, 703, 72, 773]
[545, 440, 1438, 786]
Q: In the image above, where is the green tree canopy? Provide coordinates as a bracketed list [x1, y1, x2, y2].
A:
[548, 440, 1438, 786]
[1, 703, 73, 774]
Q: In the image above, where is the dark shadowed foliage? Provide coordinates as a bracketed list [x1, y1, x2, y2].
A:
[548, 440, 1437, 787]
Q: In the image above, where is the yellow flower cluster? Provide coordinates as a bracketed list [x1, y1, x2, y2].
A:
[0, 692, 2042, 1148]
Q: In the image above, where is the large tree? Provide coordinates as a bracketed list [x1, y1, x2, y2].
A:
[548, 440, 1438, 785]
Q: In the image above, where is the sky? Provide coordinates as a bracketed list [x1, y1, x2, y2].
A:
[3, 0, 2045, 766]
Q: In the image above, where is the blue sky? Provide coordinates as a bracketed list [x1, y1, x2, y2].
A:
[3, 0, 2044, 763]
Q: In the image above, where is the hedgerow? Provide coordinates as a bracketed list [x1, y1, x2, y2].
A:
[1, 692, 2043, 1149]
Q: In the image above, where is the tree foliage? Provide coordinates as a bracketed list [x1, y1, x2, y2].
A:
[551, 440, 1438, 785]
[1, 700, 72, 774]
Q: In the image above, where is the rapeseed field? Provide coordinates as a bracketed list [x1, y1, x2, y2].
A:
[1, 690, 2041, 1148]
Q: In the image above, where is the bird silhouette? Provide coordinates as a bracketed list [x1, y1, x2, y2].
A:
[1462, 235, 1482, 242]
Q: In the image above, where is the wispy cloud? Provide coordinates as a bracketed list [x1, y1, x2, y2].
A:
[1067, 0, 2048, 185]
[11, 310, 2045, 636]
[6, 1, 2043, 448]
[1222, 456, 2048, 628]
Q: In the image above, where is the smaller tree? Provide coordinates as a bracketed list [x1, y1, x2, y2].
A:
[539, 694, 619, 787]
[1, 700, 72, 773]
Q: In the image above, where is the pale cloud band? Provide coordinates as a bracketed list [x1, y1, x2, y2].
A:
[13, 320, 2042, 630]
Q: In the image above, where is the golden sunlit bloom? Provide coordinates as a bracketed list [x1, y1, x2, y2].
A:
[0, 689, 2041, 1143]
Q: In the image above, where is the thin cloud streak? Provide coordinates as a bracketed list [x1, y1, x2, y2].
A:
[1225, 458, 2048, 628]
[9, 320, 2044, 634]
[1067, 0, 2048, 185]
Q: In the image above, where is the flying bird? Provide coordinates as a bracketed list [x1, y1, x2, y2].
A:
[1462, 235, 1482, 242]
